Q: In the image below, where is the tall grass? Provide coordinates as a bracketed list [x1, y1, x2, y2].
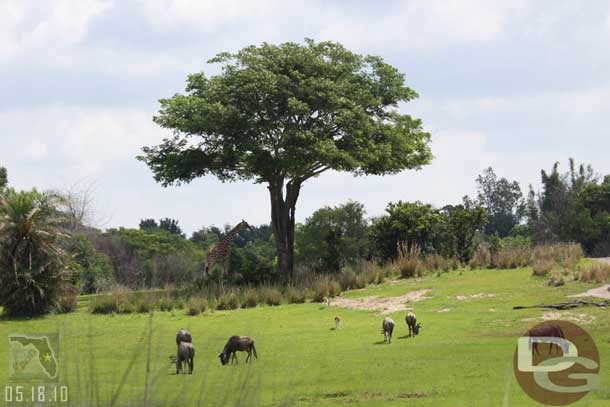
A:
[577, 262, 610, 283]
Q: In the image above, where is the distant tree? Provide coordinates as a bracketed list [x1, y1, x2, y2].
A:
[190, 226, 222, 249]
[0, 165, 7, 191]
[0, 190, 72, 315]
[139, 218, 159, 230]
[442, 197, 488, 263]
[476, 167, 524, 237]
[296, 201, 369, 272]
[159, 218, 184, 236]
[139, 39, 433, 277]
[68, 234, 114, 294]
[370, 201, 441, 261]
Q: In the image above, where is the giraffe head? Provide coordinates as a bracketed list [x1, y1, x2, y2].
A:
[239, 219, 251, 229]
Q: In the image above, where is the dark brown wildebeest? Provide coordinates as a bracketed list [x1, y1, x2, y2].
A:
[176, 328, 192, 345]
[527, 324, 566, 355]
[405, 311, 421, 337]
[219, 336, 258, 365]
[382, 317, 395, 343]
[176, 341, 195, 374]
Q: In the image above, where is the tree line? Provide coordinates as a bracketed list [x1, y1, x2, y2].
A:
[3, 157, 609, 316]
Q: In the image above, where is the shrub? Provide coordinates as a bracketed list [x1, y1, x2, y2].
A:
[136, 299, 153, 313]
[241, 289, 259, 308]
[577, 262, 610, 283]
[186, 297, 207, 315]
[260, 287, 282, 306]
[54, 284, 79, 314]
[217, 292, 240, 310]
[532, 259, 555, 276]
[285, 286, 306, 304]
[469, 246, 490, 269]
[398, 258, 421, 279]
[157, 297, 175, 312]
[311, 280, 330, 302]
[90, 295, 117, 314]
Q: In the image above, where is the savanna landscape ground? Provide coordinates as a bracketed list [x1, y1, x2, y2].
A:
[1, 263, 609, 407]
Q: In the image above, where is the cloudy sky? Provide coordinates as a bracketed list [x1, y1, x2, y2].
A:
[1, 0, 610, 234]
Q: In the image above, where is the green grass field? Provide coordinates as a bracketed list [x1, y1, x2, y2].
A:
[1, 267, 609, 406]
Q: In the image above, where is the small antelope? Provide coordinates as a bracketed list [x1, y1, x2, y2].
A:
[334, 316, 341, 329]
[322, 296, 331, 307]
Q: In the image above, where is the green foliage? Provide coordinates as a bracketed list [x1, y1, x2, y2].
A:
[296, 201, 369, 273]
[476, 167, 524, 237]
[69, 234, 114, 294]
[370, 198, 487, 263]
[442, 197, 488, 263]
[216, 292, 240, 310]
[0, 189, 74, 316]
[139, 39, 433, 276]
[228, 239, 276, 284]
[370, 201, 442, 261]
[530, 159, 610, 255]
[0, 165, 7, 191]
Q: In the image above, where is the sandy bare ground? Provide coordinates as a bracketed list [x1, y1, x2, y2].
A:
[331, 289, 431, 315]
[568, 285, 610, 300]
[566, 257, 610, 299]
[522, 311, 596, 325]
[455, 293, 496, 301]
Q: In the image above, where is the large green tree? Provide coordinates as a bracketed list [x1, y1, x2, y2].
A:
[139, 39, 432, 276]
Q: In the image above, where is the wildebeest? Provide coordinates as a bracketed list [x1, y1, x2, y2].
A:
[219, 336, 258, 365]
[334, 315, 341, 330]
[527, 324, 566, 355]
[176, 341, 195, 374]
[405, 311, 421, 337]
[176, 328, 192, 345]
[382, 317, 395, 343]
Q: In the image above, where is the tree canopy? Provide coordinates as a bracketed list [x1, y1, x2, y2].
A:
[139, 39, 433, 276]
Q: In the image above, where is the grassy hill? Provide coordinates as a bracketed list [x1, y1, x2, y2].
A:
[1, 266, 609, 406]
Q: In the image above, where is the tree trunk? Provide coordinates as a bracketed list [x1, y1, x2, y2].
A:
[268, 178, 301, 279]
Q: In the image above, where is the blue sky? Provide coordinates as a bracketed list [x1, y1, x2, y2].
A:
[1, 0, 610, 234]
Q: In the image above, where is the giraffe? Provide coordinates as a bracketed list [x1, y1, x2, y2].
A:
[204, 220, 250, 277]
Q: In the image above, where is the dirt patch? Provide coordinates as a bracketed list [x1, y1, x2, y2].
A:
[522, 311, 596, 325]
[456, 293, 496, 301]
[437, 308, 451, 313]
[568, 285, 610, 300]
[331, 289, 431, 314]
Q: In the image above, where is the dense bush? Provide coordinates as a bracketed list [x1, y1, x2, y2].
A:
[259, 287, 283, 306]
[296, 201, 370, 273]
[217, 292, 240, 310]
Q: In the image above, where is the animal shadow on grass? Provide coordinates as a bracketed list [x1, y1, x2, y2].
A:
[398, 335, 412, 340]
[372, 340, 388, 345]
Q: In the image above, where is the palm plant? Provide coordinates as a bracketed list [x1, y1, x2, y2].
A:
[0, 189, 72, 316]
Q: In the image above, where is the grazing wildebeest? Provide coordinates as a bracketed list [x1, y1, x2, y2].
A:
[527, 324, 566, 355]
[382, 317, 395, 343]
[176, 341, 195, 374]
[176, 328, 192, 345]
[334, 315, 341, 330]
[219, 336, 258, 365]
[405, 311, 422, 337]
